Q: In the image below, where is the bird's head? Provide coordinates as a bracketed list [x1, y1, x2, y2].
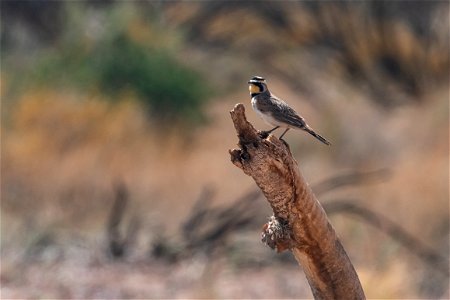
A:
[248, 76, 268, 97]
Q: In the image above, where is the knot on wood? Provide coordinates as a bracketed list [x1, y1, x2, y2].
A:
[261, 215, 293, 252]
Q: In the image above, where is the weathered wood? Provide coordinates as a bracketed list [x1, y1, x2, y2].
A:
[229, 103, 365, 300]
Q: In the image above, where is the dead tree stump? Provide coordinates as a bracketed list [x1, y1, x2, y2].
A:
[229, 103, 365, 300]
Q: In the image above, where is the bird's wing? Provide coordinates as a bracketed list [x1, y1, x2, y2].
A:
[268, 95, 307, 129]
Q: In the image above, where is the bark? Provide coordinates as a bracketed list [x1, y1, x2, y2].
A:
[229, 103, 365, 300]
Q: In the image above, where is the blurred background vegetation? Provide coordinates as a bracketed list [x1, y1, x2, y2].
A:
[1, 1, 448, 299]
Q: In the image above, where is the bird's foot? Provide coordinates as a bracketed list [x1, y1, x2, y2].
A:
[258, 130, 270, 139]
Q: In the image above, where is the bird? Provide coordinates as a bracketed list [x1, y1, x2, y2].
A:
[248, 76, 331, 145]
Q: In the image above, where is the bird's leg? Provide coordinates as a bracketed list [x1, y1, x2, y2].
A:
[258, 126, 279, 139]
[279, 128, 290, 140]
[267, 126, 280, 134]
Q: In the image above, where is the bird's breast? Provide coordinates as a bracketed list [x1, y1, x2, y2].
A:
[251, 97, 264, 117]
[252, 97, 284, 127]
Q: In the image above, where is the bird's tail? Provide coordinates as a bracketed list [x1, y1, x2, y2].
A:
[304, 127, 331, 146]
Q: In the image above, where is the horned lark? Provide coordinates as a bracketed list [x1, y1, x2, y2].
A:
[248, 76, 331, 145]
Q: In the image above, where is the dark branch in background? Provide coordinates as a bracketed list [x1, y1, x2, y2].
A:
[312, 168, 391, 196]
[182, 185, 216, 242]
[148, 168, 448, 278]
[298, 169, 448, 277]
[182, 187, 261, 254]
[324, 200, 449, 277]
[107, 183, 128, 257]
[152, 186, 262, 262]
[104, 170, 446, 280]
[106, 182, 140, 259]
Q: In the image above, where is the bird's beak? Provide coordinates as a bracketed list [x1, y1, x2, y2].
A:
[248, 81, 252, 84]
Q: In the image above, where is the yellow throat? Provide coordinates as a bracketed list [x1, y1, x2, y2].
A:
[249, 84, 260, 94]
